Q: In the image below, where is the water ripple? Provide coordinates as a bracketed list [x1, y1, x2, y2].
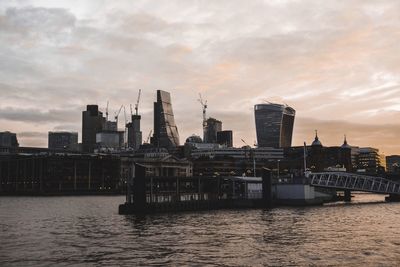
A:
[1, 194, 400, 266]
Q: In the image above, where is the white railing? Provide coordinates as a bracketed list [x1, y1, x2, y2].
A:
[309, 172, 400, 195]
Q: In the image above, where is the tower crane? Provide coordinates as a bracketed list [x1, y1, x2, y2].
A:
[146, 130, 152, 144]
[197, 93, 207, 140]
[135, 89, 141, 116]
[130, 104, 133, 118]
[106, 101, 109, 121]
[123, 105, 128, 148]
[114, 104, 124, 129]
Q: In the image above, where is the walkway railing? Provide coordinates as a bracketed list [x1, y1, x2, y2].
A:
[309, 172, 400, 195]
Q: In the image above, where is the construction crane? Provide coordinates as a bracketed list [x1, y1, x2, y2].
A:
[106, 101, 109, 121]
[114, 104, 124, 129]
[123, 106, 128, 148]
[130, 104, 133, 118]
[135, 89, 141, 116]
[146, 130, 152, 144]
[197, 93, 207, 140]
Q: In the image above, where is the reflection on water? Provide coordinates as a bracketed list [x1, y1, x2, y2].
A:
[1, 194, 400, 266]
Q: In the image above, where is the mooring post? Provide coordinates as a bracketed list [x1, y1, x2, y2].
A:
[133, 163, 146, 212]
[73, 160, 77, 191]
[344, 190, 351, 202]
[126, 162, 134, 204]
[88, 160, 91, 190]
[262, 168, 273, 208]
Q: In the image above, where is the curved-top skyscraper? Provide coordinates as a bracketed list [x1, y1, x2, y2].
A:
[152, 90, 180, 149]
[254, 103, 295, 148]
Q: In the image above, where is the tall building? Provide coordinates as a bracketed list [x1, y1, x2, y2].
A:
[217, 130, 233, 147]
[386, 155, 400, 174]
[254, 103, 295, 148]
[126, 114, 142, 150]
[204, 117, 222, 143]
[82, 105, 105, 153]
[151, 90, 180, 149]
[48, 131, 78, 150]
[357, 147, 381, 174]
[0, 131, 18, 147]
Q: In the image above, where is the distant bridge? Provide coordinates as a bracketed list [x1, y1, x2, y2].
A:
[309, 172, 400, 195]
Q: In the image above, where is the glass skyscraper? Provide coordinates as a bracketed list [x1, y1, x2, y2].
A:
[254, 103, 295, 148]
[152, 90, 180, 149]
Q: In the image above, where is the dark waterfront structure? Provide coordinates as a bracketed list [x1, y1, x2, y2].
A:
[282, 134, 352, 174]
[126, 114, 142, 150]
[217, 130, 233, 147]
[0, 132, 19, 148]
[387, 155, 400, 174]
[48, 131, 78, 150]
[357, 147, 382, 174]
[0, 153, 121, 194]
[82, 105, 105, 153]
[119, 164, 272, 214]
[204, 118, 222, 143]
[151, 90, 180, 149]
[254, 103, 295, 148]
[190, 147, 284, 177]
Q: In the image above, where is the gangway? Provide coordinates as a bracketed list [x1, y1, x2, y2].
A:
[308, 172, 400, 195]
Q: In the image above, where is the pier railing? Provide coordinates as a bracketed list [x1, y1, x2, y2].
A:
[309, 172, 400, 195]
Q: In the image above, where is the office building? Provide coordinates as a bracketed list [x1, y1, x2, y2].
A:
[217, 130, 233, 147]
[357, 147, 382, 174]
[126, 114, 142, 150]
[386, 155, 400, 174]
[151, 90, 180, 149]
[48, 131, 78, 150]
[82, 105, 105, 153]
[0, 131, 18, 148]
[254, 103, 295, 148]
[96, 131, 124, 150]
[204, 118, 222, 143]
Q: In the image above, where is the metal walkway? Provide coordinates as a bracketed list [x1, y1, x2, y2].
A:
[308, 172, 400, 195]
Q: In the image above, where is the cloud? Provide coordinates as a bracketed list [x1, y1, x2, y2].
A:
[294, 117, 400, 154]
[0, 107, 80, 123]
[18, 131, 46, 138]
[0, 1, 400, 154]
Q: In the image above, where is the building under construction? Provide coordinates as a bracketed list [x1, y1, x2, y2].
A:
[126, 89, 143, 150]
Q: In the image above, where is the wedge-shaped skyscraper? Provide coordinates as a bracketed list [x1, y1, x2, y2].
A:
[254, 103, 295, 148]
[152, 90, 180, 149]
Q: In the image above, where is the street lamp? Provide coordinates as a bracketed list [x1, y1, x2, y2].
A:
[277, 159, 280, 179]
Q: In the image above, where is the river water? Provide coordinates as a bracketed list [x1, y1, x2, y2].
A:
[1, 194, 400, 266]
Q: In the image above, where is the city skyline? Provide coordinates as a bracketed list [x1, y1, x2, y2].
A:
[1, 1, 400, 154]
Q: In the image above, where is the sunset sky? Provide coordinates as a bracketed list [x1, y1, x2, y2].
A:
[1, 0, 400, 155]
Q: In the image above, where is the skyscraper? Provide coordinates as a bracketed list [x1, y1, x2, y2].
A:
[254, 103, 295, 148]
[126, 114, 142, 150]
[151, 90, 180, 149]
[204, 117, 222, 143]
[82, 105, 105, 152]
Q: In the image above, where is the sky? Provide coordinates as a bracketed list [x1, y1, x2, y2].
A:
[1, 0, 400, 155]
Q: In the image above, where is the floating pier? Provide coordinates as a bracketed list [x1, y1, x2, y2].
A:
[118, 164, 273, 214]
